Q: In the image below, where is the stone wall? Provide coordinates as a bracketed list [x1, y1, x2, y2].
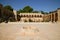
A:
[57, 8, 60, 22]
[13, 8, 60, 22]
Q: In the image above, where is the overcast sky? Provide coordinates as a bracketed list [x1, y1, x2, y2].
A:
[0, 0, 60, 12]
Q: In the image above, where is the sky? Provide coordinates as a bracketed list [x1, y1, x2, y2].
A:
[0, 0, 60, 12]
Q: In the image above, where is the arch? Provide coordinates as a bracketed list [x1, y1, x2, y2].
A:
[39, 15, 42, 17]
[55, 13, 58, 22]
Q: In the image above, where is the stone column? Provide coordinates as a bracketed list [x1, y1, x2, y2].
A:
[51, 13, 53, 22]
[54, 13, 55, 22]
[57, 8, 60, 22]
[51, 13, 54, 22]
[55, 13, 58, 22]
[13, 10, 17, 21]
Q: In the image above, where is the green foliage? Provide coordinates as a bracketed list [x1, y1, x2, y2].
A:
[32, 11, 39, 13]
[19, 9, 24, 13]
[4, 5, 13, 11]
[41, 11, 48, 14]
[0, 4, 16, 23]
[23, 6, 33, 13]
[17, 6, 33, 13]
[41, 11, 45, 14]
[17, 9, 24, 14]
[0, 3, 3, 8]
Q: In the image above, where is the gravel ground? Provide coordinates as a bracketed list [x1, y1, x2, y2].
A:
[0, 22, 60, 40]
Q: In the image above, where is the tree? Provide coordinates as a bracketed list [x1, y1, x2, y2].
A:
[0, 4, 3, 23]
[4, 5, 13, 11]
[3, 5, 16, 22]
[1, 8, 15, 23]
[23, 6, 33, 13]
[0, 3, 3, 15]
[17, 6, 33, 14]
[41, 11, 48, 14]
[19, 9, 24, 13]
[17, 9, 24, 14]
[0, 4, 16, 23]
[32, 11, 39, 13]
[41, 11, 45, 14]
[0, 3, 3, 8]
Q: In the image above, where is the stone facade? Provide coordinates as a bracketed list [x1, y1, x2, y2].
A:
[13, 8, 60, 22]
[13, 10, 17, 21]
[19, 13, 44, 22]
[57, 8, 60, 22]
[43, 14, 51, 22]
[49, 8, 60, 22]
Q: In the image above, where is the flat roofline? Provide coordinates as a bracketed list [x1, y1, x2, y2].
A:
[19, 13, 43, 16]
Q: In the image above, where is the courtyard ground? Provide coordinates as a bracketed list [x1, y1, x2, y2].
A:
[0, 22, 60, 40]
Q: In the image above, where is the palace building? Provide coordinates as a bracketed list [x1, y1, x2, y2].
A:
[49, 8, 60, 22]
[13, 8, 60, 22]
[19, 13, 44, 22]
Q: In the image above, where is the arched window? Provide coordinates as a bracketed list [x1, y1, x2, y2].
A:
[34, 15, 36, 17]
[32, 15, 33, 17]
[36, 15, 39, 17]
[26, 15, 28, 17]
[29, 15, 31, 17]
[52, 14, 54, 22]
[21, 15, 24, 17]
[55, 13, 58, 22]
[39, 15, 42, 17]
